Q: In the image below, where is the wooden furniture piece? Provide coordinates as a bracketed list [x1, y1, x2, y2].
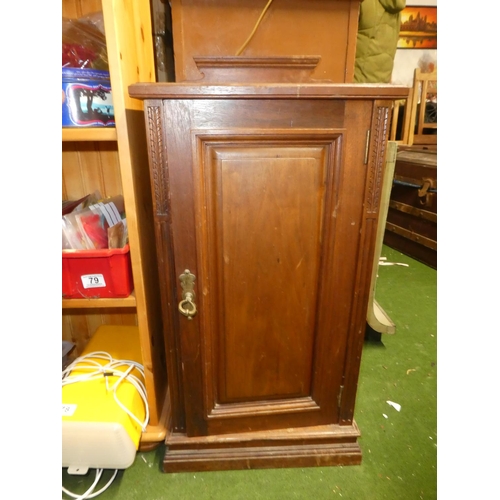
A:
[129, 81, 409, 472]
[389, 98, 407, 143]
[384, 146, 437, 269]
[385, 69, 437, 268]
[366, 141, 397, 338]
[169, 0, 362, 83]
[389, 68, 437, 147]
[407, 68, 437, 147]
[62, 0, 168, 449]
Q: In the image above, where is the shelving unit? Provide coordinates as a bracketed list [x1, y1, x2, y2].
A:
[62, 0, 168, 449]
[62, 291, 136, 309]
[62, 128, 117, 142]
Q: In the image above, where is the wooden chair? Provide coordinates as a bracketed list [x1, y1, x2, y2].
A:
[389, 67, 437, 147]
[406, 68, 437, 146]
[389, 98, 406, 144]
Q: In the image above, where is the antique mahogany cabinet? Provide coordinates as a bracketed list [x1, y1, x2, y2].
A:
[129, 82, 408, 472]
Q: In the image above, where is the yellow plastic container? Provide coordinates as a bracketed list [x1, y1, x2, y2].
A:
[62, 325, 146, 472]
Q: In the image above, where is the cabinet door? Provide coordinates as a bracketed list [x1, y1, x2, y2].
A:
[150, 97, 375, 437]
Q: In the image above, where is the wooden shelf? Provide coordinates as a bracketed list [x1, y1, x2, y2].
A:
[62, 290, 136, 309]
[62, 0, 166, 443]
[62, 127, 117, 142]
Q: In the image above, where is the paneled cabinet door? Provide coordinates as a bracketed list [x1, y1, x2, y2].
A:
[131, 83, 407, 471]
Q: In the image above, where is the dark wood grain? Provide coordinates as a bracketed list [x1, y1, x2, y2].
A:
[164, 422, 362, 472]
[384, 148, 437, 269]
[130, 82, 410, 100]
[134, 82, 408, 471]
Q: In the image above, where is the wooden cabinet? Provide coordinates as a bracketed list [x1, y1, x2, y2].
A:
[62, 0, 168, 449]
[129, 82, 409, 471]
[169, 0, 362, 83]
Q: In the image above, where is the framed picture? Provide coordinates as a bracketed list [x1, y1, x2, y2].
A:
[398, 6, 437, 49]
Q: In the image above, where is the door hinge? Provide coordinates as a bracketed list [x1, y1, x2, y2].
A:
[364, 129, 371, 165]
[337, 385, 345, 410]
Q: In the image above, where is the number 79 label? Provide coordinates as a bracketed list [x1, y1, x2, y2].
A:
[81, 274, 107, 289]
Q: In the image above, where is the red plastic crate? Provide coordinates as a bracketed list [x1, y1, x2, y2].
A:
[62, 244, 133, 299]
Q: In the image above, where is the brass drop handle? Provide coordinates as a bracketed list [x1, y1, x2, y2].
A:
[178, 293, 197, 319]
[178, 270, 197, 320]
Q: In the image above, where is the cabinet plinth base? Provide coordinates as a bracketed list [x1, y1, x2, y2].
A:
[163, 422, 362, 472]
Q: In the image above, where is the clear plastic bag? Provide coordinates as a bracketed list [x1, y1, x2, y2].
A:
[62, 13, 108, 70]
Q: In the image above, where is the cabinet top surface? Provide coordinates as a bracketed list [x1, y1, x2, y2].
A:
[129, 82, 409, 100]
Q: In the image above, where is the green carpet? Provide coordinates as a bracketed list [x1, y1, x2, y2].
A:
[62, 245, 437, 499]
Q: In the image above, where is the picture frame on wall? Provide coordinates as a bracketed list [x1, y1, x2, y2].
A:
[398, 6, 437, 49]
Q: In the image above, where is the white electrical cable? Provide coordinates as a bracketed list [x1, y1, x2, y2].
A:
[62, 351, 150, 430]
[62, 468, 118, 500]
[62, 351, 149, 499]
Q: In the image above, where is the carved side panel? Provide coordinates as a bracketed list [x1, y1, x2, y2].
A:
[146, 104, 170, 216]
[144, 100, 187, 431]
[365, 105, 389, 216]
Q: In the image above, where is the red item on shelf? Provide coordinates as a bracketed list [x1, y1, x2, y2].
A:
[62, 244, 133, 299]
[62, 42, 97, 69]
